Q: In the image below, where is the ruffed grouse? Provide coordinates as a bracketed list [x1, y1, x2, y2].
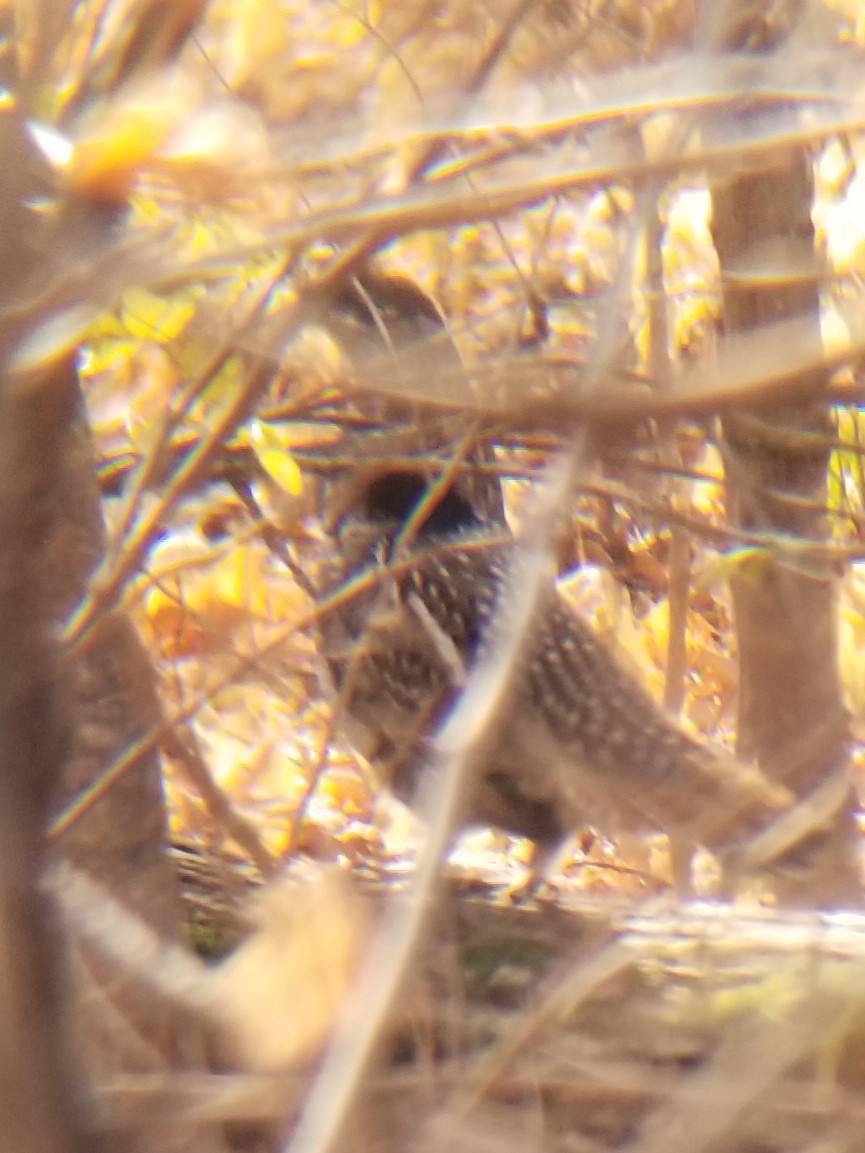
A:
[320, 466, 789, 881]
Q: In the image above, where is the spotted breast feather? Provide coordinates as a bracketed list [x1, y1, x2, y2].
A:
[320, 469, 789, 867]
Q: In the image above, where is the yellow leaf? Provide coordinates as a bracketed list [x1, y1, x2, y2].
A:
[121, 286, 196, 343]
[709, 547, 771, 586]
[64, 70, 201, 203]
[244, 418, 303, 496]
[213, 545, 252, 610]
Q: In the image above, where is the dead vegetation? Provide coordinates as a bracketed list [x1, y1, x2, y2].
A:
[5, 1, 865, 1152]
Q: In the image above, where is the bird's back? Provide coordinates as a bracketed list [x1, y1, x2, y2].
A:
[320, 469, 789, 865]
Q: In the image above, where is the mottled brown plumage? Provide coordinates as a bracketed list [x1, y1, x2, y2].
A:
[321, 470, 788, 868]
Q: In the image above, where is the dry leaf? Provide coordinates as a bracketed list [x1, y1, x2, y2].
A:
[210, 866, 373, 1071]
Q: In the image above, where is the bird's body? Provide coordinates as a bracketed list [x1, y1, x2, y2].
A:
[320, 470, 788, 872]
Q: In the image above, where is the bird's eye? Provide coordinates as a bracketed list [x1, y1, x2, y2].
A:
[364, 471, 479, 537]
[364, 472, 427, 523]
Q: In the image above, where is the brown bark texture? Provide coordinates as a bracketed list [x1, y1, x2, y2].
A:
[0, 53, 218, 1153]
[708, 1, 858, 905]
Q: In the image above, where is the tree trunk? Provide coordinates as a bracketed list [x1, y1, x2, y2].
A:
[707, 2, 859, 905]
[0, 30, 222, 1153]
[0, 332, 88, 1153]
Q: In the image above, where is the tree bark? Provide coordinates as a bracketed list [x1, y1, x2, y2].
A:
[0, 18, 98, 1131]
[0, 23, 221, 1153]
[707, 2, 859, 905]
